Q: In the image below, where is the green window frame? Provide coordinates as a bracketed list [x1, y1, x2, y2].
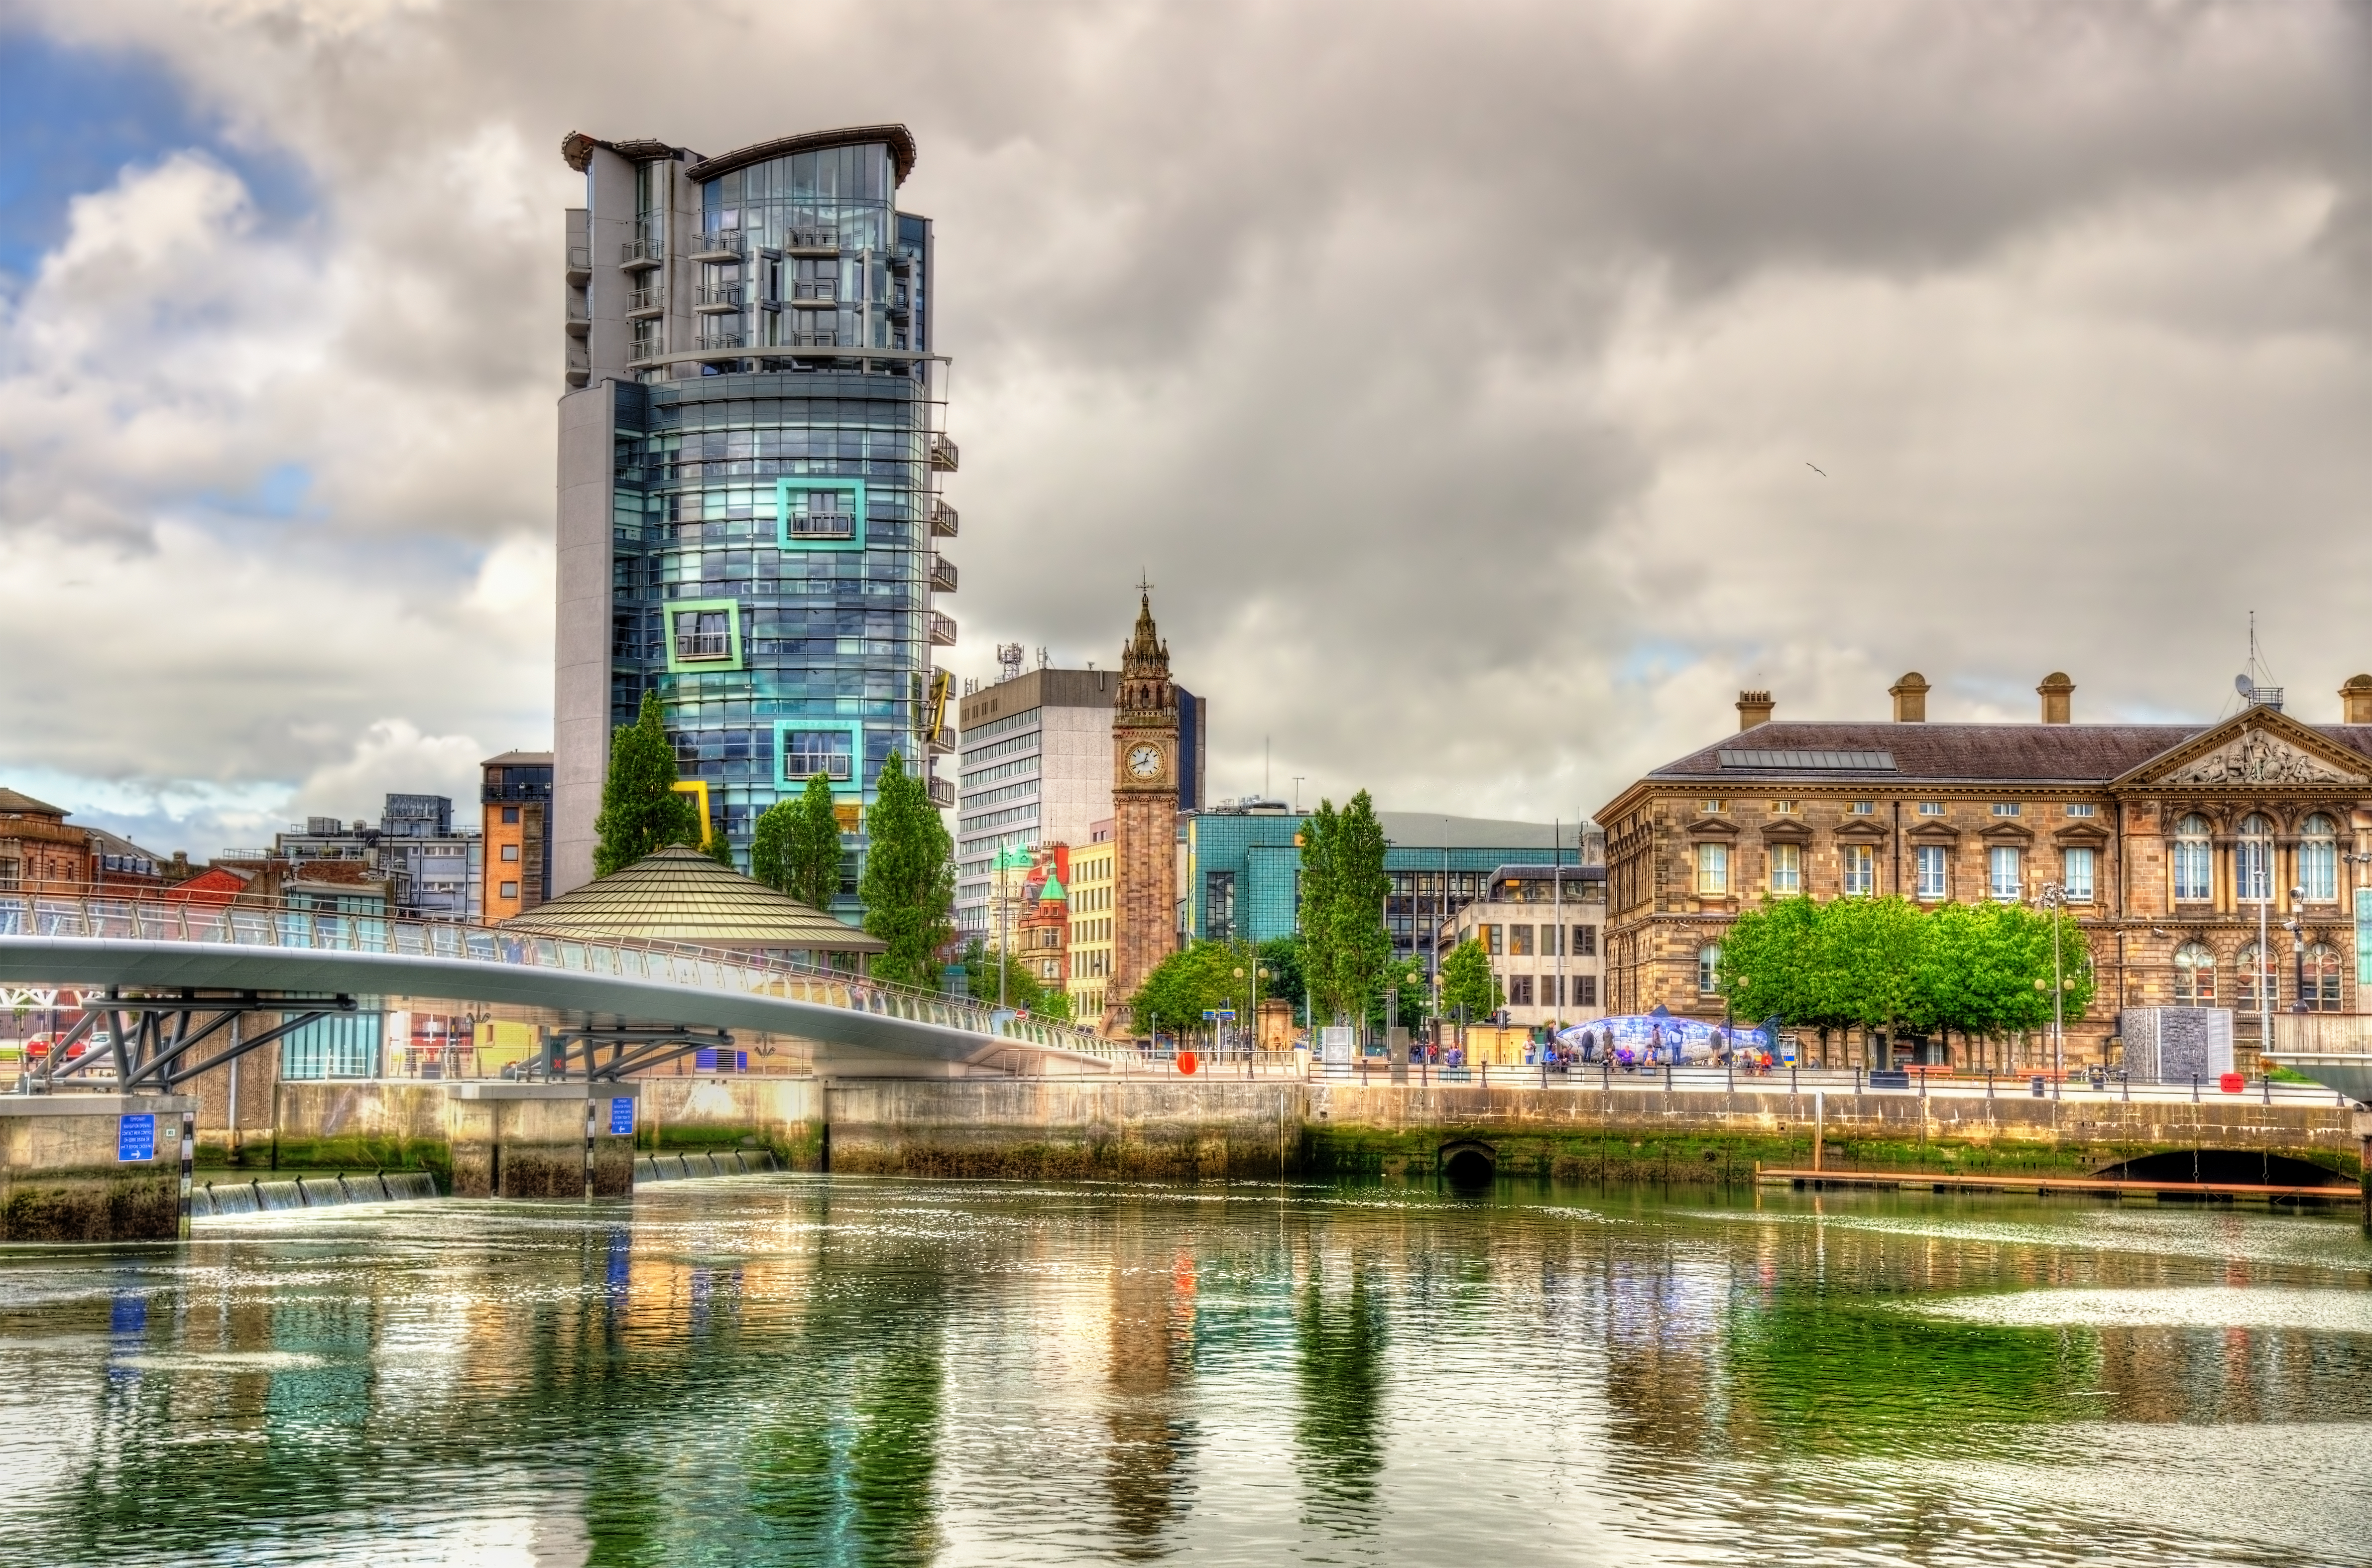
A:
[773, 720, 867, 798]
[775, 476, 868, 552]
[664, 598, 744, 674]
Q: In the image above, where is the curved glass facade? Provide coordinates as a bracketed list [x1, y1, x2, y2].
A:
[557, 127, 948, 904]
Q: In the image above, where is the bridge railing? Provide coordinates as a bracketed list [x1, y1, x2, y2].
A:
[0, 895, 1106, 1056]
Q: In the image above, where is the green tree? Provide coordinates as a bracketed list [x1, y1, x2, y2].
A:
[1297, 800, 1342, 1018]
[1298, 791, 1393, 1025]
[955, 938, 1071, 1019]
[1363, 953, 1435, 1032]
[857, 750, 955, 988]
[702, 832, 736, 868]
[1715, 895, 1820, 1028]
[1327, 793, 1395, 1024]
[593, 691, 703, 876]
[1257, 935, 1306, 1024]
[1129, 939, 1253, 1041]
[1439, 939, 1503, 1022]
[752, 773, 844, 910]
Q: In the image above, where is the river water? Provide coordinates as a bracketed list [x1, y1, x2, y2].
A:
[2, 1176, 2368, 1567]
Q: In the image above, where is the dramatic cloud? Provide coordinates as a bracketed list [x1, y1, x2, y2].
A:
[0, 0, 2364, 855]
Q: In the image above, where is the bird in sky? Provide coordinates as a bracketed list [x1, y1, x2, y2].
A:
[1805, 462, 1827, 477]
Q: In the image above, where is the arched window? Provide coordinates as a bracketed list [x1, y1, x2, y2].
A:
[2172, 942, 2216, 1005]
[2172, 815, 2213, 903]
[2235, 941, 2278, 1012]
[1697, 943, 1721, 994]
[2300, 814, 2339, 903]
[2236, 814, 2273, 903]
[2304, 943, 2343, 1011]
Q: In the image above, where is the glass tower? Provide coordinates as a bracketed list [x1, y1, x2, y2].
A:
[554, 127, 956, 907]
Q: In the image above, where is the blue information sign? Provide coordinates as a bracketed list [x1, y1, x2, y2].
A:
[609, 1096, 635, 1136]
[117, 1114, 155, 1162]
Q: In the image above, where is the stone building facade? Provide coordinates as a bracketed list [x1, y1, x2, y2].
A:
[1105, 594, 1181, 1036]
[1595, 673, 2372, 1070]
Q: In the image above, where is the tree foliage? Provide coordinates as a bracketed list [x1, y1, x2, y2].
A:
[593, 691, 703, 876]
[1258, 935, 1306, 1023]
[857, 751, 955, 989]
[957, 938, 1068, 1018]
[752, 773, 844, 911]
[1717, 894, 2096, 1045]
[1439, 938, 1503, 1022]
[1129, 939, 1257, 1037]
[1297, 791, 1394, 1025]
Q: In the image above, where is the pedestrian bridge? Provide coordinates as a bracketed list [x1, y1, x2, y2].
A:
[0, 895, 1117, 1088]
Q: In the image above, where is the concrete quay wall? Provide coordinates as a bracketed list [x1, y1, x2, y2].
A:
[203, 1075, 2370, 1194]
[1305, 1083, 2363, 1183]
[0, 1095, 192, 1242]
[823, 1079, 1304, 1180]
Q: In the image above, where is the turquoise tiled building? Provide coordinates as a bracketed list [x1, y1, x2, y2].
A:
[1180, 806, 1597, 959]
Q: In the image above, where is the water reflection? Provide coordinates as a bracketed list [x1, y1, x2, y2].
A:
[0, 1181, 2365, 1566]
[1294, 1253, 1387, 1537]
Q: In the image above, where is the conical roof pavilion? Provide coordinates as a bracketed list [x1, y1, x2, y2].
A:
[501, 845, 883, 958]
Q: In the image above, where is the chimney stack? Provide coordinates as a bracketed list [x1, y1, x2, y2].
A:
[2037, 671, 2074, 724]
[1736, 690, 1774, 731]
[1888, 672, 1929, 723]
[2342, 674, 2372, 724]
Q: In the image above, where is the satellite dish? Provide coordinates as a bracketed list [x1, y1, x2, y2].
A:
[2235, 674, 2254, 697]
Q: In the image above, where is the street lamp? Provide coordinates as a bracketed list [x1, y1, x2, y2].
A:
[2037, 881, 2067, 1087]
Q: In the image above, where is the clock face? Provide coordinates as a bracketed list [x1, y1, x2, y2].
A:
[1126, 743, 1164, 780]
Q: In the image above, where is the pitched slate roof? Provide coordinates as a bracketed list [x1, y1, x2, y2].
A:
[1649, 719, 2372, 785]
[0, 787, 69, 817]
[502, 845, 882, 953]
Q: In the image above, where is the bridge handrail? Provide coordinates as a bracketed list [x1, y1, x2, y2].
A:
[0, 895, 1109, 1053]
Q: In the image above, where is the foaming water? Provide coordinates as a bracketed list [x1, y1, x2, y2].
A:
[0, 1176, 2366, 1567]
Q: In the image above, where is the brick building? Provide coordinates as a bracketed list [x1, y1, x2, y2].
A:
[0, 788, 175, 896]
[1596, 673, 2372, 1070]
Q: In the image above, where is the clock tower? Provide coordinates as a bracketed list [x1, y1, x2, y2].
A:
[1106, 590, 1180, 1036]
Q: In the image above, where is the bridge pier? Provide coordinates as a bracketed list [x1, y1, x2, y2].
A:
[445, 1083, 640, 1200]
[0, 1094, 195, 1242]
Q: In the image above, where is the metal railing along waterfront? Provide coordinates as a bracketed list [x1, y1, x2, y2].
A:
[0, 896, 1101, 1058]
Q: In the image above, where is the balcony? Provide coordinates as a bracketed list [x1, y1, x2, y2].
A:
[787, 330, 840, 349]
[696, 331, 746, 352]
[785, 228, 838, 255]
[627, 286, 664, 318]
[692, 230, 751, 261]
[620, 234, 664, 268]
[786, 510, 857, 541]
[929, 555, 958, 594]
[790, 281, 838, 308]
[566, 245, 592, 279]
[786, 751, 854, 782]
[630, 339, 668, 365]
[564, 297, 590, 336]
[929, 500, 958, 537]
[930, 435, 959, 473]
[695, 284, 744, 313]
[928, 722, 956, 754]
[928, 774, 956, 809]
[928, 610, 958, 646]
[674, 633, 731, 661]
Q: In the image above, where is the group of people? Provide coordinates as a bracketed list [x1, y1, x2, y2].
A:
[1556, 1019, 1782, 1074]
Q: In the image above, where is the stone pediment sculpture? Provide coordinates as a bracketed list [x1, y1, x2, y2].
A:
[2163, 729, 2362, 787]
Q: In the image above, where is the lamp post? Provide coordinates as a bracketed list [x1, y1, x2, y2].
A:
[2037, 881, 2067, 1085]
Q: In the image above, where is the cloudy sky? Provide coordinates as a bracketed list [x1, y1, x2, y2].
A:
[1, 0, 2366, 858]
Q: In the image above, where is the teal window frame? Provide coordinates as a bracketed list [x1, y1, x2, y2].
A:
[775, 476, 868, 552]
[773, 719, 867, 798]
[664, 598, 745, 674]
